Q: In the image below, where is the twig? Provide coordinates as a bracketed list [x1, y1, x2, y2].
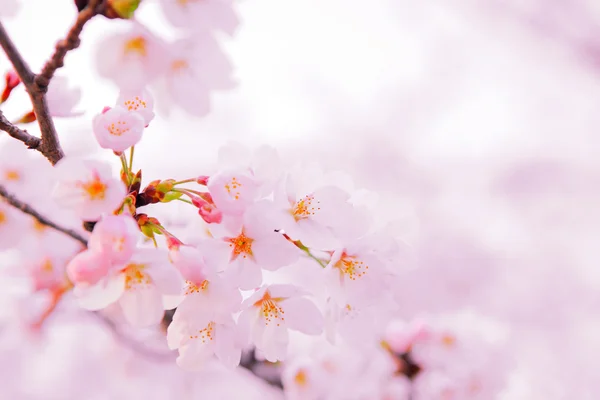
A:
[0, 110, 41, 149]
[35, 0, 106, 90]
[0, 1, 104, 165]
[0, 184, 87, 245]
[0, 21, 63, 164]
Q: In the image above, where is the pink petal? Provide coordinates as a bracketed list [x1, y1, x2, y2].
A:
[119, 286, 164, 327]
[75, 273, 125, 311]
[281, 297, 324, 335]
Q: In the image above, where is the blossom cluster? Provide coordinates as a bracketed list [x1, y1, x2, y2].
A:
[0, 1, 541, 398]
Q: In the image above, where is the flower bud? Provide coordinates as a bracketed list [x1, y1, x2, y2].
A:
[1, 71, 20, 104]
[106, 0, 141, 19]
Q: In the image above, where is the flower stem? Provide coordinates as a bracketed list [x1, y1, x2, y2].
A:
[175, 197, 193, 205]
[173, 178, 196, 186]
[129, 146, 135, 170]
[281, 232, 328, 268]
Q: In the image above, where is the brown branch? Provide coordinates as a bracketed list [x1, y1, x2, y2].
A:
[0, 1, 104, 165]
[0, 110, 41, 149]
[35, 0, 106, 90]
[0, 23, 34, 85]
[0, 184, 87, 245]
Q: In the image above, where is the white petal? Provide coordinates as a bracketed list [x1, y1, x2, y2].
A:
[282, 297, 324, 335]
[214, 323, 241, 368]
[75, 274, 125, 310]
[119, 286, 164, 327]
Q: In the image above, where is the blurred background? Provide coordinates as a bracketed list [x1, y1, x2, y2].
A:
[1, 0, 600, 398]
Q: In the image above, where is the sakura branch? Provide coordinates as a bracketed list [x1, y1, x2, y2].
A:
[0, 110, 40, 149]
[0, 0, 104, 164]
[0, 184, 87, 245]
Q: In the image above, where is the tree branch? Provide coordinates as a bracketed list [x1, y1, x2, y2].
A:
[0, 184, 87, 245]
[0, 110, 41, 149]
[0, 23, 34, 85]
[35, 0, 106, 90]
[0, 1, 104, 165]
[0, 21, 63, 164]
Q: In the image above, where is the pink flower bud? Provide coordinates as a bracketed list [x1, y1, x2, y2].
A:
[1, 71, 20, 103]
[66, 250, 112, 286]
[196, 175, 210, 185]
[198, 201, 222, 224]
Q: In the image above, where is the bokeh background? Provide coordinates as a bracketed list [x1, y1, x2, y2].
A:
[1, 0, 599, 398]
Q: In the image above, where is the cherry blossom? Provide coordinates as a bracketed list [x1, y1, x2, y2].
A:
[238, 284, 324, 362]
[92, 106, 145, 152]
[167, 313, 242, 371]
[159, 0, 240, 36]
[115, 88, 155, 126]
[66, 250, 112, 287]
[46, 76, 83, 118]
[96, 22, 168, 92]
[0, 200, 28, 251]
[51, 157, 127, 221]
[169, 245, 241, 321]
[201, 205, 300, 290]
[206, 170, 259, 216]
[0, 138, 53, 201]
[87, 214, 140, 264]
[153, 36, 234, 116]
[73, 248, 183, 327]
[271, 176, 356, 249]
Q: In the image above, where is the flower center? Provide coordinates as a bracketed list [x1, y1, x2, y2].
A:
[41, 258, 54, 272]
[0, 211, 5, 225]
[4, 169, 20, 181]
[123, 263, 151, 290]
[123, 96, 147, 112]
[291, 194, 320, 221]
[108, 121, 130, 136]
[223, 176, 242, 200]
[254, 291, 286, 326]
[334, 253, 369, 281]
[227, 230, 254, 260]
[294, 369, 308, 386]
[124, 36, 147, 56]
[78, 174, 107, 200]
[184, 279, 209, 295]
[171, 59, 189, 72]
[441, 334, 456, 348]
[189, 321, 215, 343]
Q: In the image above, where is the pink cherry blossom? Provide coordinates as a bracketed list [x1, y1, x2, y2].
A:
[272, 176, 356, 249]
[159, 0, 239, 36]
[169, 245, 241, 323]
[92, 106, 145, 152]
[323, 235, 390, 305]
[51, 158, 127, 221]
[95, 22, 168, 92]
[238, 284, 324, 362]
[24, 252, 70, 292]
[325, 294, 397, 346]
[153, 36, 234, 116]
[115, 88, 155, 126]
[0, 138, 53, 201]
[206, 170, 259, 216]
[73, 248, 184, 327]
[66, 250, 112, 287]
[88, 214, 140, 264]
[167, 313, 242, 370]
[46, 76, 83, 118]
[0, 200, 28, 251]
[217, 143, 284, 197]
[202, 204, 300, 290]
